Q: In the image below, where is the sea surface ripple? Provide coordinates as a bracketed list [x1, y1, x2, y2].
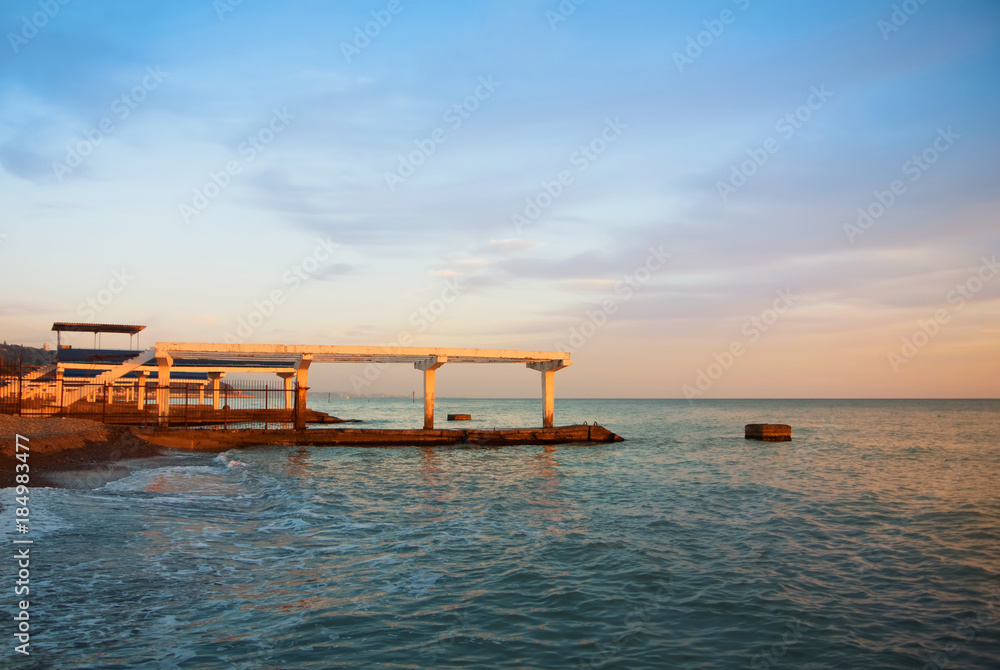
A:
[2, 399, 998, 668]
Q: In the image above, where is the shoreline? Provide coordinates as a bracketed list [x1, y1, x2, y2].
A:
[0, 415, 165, 489]
[1, 415, 624, 489]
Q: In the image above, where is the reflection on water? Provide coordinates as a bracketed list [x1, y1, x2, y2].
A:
[286, 447, 310, 479]
[2, 399, 998, 669]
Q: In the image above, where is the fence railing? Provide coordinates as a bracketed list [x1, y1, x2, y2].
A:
[1, 359, 302, 430]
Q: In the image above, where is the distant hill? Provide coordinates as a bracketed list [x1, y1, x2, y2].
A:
[0, 343, 56, 368]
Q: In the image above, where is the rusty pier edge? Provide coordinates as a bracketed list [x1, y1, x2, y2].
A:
[132, 424, 625, 452]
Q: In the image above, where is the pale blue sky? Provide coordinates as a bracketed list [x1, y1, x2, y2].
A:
[2, 0, 998, 397]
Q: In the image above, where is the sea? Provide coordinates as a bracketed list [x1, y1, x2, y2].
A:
[2, 399, 998, 669]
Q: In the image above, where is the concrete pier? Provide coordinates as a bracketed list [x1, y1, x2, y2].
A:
[45, 340, 575, 431]
[745, 424, 792, 442]
[143, 343, 572, 431]
[134, 423, 624, 452]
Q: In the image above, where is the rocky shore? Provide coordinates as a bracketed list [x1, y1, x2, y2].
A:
[0, 415, 164, 488]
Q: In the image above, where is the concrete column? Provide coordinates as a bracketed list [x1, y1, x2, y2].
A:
[198, 382, 205, 406]
[207, 372, 225, 410]
[156, 354, 173, 427]
[414, 356, 447, 430]
[541, 369, 554, 428]
[294, 355, 312, 430]
[277, 371, 295, 409]
[527, 360, 569, 429]
[135, 370, 148, 410]
[55, 365, 64, 409]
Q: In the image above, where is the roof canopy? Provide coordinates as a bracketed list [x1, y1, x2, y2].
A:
[52, 322, 146, 335]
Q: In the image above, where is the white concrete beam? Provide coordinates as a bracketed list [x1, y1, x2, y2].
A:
[58, 363, 297, 374]
[155, 342, 571, 366]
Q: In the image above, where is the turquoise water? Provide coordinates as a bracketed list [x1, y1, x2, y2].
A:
[3, 399, 999, 669]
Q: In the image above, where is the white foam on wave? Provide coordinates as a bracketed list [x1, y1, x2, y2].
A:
[96, 462, 252, 502]
[0, 488, 78, 539]
[315, 544, 360, 553]
[258, 517, 311, 532]
[214, 452, 250, 468]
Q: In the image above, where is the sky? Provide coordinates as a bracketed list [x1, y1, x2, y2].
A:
[1, 0, 998, 398]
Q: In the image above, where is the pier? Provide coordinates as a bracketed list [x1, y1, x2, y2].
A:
[137, 342, 572, 430]
[1, 326, 627, 445]
[134, 424, 624, 452]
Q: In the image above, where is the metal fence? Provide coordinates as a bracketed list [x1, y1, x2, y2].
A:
[0, 358, 30, 416]
[0, 359, 302, 430]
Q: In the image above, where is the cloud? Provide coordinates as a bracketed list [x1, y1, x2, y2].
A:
[482, 238, 541, 254]
[312, 264, 355, 281]
[0, 142, 52, 181]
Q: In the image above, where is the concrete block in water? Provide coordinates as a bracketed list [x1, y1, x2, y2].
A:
[745, 423, 791, 442]
[447, 414, 472, 421]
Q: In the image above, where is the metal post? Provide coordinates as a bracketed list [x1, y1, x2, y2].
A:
[264, 383, 269, 432]
[102, 384, 107, 423]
